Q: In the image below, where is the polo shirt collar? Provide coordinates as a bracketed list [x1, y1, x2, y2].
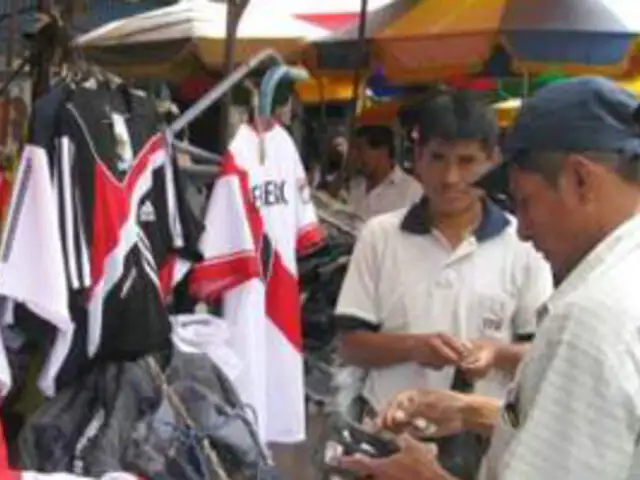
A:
[400, 196, 510, 242]
[386, 165, 404, 184]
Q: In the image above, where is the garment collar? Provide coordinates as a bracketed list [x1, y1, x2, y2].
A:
[547, 213, 640, 310]
[400, 196, 510, 242]
[386, 165, 404, 184]
[350, 165, 403, 190]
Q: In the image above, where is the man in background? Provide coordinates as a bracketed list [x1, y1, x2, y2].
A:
[347, 124, 422, 220]
[334, 91, 552, 476]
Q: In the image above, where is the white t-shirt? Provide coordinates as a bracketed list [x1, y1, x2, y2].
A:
[347, 166, 422, 221]
[335, 199, 553, 410]
[482, 214, 640, 480]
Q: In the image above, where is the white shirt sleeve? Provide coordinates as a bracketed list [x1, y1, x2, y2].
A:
[512, 245, 553, 336]
[190, 159, 261, 302]
[0, 145, 76, 396]
[334, 220, 380, 328]
[498, 308, 640, 479]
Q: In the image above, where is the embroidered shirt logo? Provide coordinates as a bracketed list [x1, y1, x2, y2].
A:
[482, 316, 504, 333]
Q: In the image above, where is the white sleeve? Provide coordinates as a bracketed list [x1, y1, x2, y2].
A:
[499, 310, 640, 479]
[512, 244, 554, 337]
[189, 159, 261, 302]
[292, 147, 325, 256]
[334, 220, 380, 329]
[0, 145, 75, 396]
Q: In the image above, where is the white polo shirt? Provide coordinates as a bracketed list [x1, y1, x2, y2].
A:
[482, 214, 640, 480]
[334, 198, 553, 410]
[347, 166, 422, 221]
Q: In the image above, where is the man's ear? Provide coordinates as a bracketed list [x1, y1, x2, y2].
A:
[565, 154, 597, 204]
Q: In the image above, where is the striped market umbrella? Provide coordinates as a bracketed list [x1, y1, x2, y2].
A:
[311, 0, 640, 84]
[494, 74, 640, 128]
[75, 0, 331, 78]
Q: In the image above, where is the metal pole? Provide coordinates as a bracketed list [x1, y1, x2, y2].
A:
[32, 0, 55, 103]
[2, 0, 18, 147]
[330, 0, 369, 197]
[220, 0, 250, 146]
[172, 139, 222, 164]
[169, 48, 284, 135]
[179, 163, 220, 182]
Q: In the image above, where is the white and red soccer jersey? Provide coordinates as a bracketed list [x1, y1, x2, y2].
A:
[190, 122, 324, 443]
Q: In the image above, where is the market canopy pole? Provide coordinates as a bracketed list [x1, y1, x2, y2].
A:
[220, 0, 251, 146]
[2, 0, 18, 147]
[330, 0, 368, 198]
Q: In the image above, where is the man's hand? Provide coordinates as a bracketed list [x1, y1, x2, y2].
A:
[459, 339, 498, 380]
[339, 434, 455, 480]
[376, 389, 469, 437]
[411, 333, 470, 369]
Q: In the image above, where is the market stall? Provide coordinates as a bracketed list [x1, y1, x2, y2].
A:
[0, 2, 329, 477]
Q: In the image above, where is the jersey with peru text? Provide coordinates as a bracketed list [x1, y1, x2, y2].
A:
[190, 122, 325, 443]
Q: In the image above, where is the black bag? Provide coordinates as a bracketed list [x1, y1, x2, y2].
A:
[427, 368, 488, 480]
[430, 431, 487, 480]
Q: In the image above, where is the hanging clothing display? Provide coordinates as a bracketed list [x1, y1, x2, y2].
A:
[17, 348, 272, 479]
[0, 79, 202, 396]
[190, 122, 325, 444]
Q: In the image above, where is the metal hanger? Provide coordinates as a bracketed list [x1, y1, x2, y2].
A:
[167, 48, 285, 180]
[170, 135, 222, 165]
[168, 48, 285, 136]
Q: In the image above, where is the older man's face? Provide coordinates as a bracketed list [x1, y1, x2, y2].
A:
[508, 164, 584, 279]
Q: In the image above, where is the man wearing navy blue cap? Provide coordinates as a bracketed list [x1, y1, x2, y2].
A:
[339, 76, 640, 479]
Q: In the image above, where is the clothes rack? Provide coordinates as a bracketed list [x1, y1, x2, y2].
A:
[171, 138, 221, 165]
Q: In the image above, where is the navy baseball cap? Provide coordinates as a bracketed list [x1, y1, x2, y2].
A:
[475, 76, 640, 194]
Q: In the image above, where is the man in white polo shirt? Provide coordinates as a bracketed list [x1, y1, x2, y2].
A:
[340, 77, 640, 480]
[347, 125, 422, 220]
[334, 91, 552, 416]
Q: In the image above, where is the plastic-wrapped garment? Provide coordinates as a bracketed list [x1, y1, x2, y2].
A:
[123, 354, 272, 479]
[17, 369, 101, 472]
[310, 191, 362, 238]
[298, 197, 357, 408]
[17, 350, 273, 479]
[0, 415, 140, 479]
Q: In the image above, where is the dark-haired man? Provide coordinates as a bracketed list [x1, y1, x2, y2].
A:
[342, 77, 640, 480]
[334, 92, 552, 426]
[347, 124, 422, 220]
